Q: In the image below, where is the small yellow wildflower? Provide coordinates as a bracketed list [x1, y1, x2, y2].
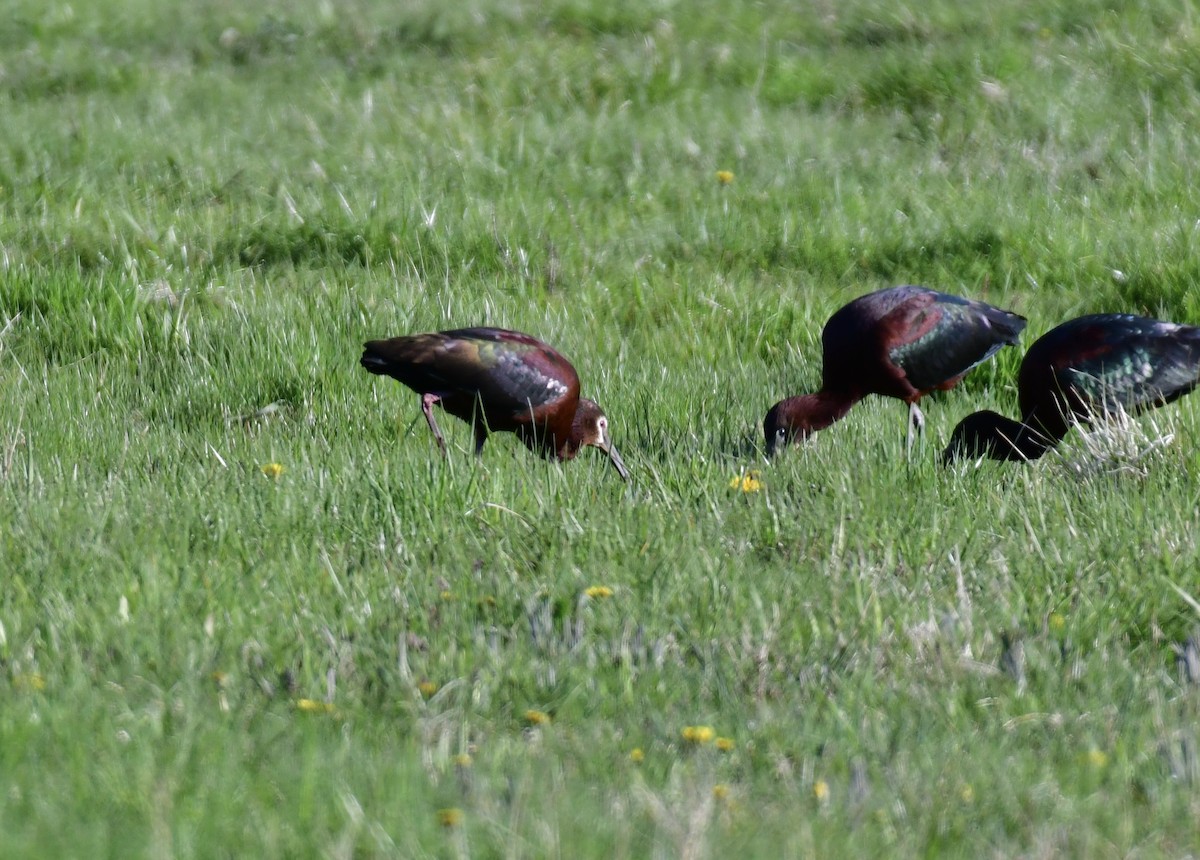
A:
[715, 737, 735, 752]
[295, 698, 337, 714]
[1086, 749, 1109, 768]
[813, 779, 830, 801]
[1049, 612, 1066, 631]
[716, 170, 735, 185]
[418, 680, 438, 698]
[261, 462, 284, 478]
[729, 471, 763, 493]
[682, 725, 715, 744]
[437, 808, 464, 828]
[14, 673, 46, 692]
[439, 590, 455, 601]
[585, 586, 614, 599]
[524, 709, 552, 726]
[453, 753, 473, 767]
[630, 747, 645, 763]
[960, 783, 975, 803]
[712, 783, 730, 800]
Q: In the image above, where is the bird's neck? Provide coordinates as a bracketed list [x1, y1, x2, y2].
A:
[779, 391, 860, 436]
[516, 422, 577, 462]
[555, 431, 582, 462]
[556, 408, 598, 461]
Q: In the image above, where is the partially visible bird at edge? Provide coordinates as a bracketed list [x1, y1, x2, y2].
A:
[943, 313, 1200, 463]
[763, 285, 1027, 455]
[361, 326, 629, 479]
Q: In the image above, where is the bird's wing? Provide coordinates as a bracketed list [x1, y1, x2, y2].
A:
[1051, 318, 1200, 412]
[364, 328, 578, 414]
[885, 292, 1025, 393]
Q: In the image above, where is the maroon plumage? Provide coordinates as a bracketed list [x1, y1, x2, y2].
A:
[764, 285, 1026, 454]
[361, 327, 628, 478]
[944, 314, 1200, 462]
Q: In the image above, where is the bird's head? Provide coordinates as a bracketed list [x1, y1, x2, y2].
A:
[941, 410, 1043, 464]
[572, 398, 630, 480]
[763, 400, 801, 457]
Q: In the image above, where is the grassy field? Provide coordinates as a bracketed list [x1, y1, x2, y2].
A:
[5, 0, 1200, 855]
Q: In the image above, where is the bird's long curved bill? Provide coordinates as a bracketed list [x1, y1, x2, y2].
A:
[601, 442, 630, 481]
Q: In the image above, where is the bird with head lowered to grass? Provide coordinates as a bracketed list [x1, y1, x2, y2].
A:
[763, 285, 1026, 455]
[943, 313, 1200, 463]
[360, 326, 629, 479]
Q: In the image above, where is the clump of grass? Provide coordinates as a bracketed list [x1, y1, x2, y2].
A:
[1053, 401, 1177, 481]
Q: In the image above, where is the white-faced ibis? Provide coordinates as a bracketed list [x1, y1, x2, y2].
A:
[943, 313, 1200, 462]
[763, 285, 1026, 455]
[361, 327, 629, 479]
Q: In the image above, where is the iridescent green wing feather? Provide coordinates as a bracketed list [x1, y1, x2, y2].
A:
[884, 290, 1026, 391]
[437, 328, 578, 414]
[1047, 316, 1200, 413]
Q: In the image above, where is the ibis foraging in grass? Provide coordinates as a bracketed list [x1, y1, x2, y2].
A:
[361, 327, 629, 479]
[763, 285, 1027, 455]
[943, 313, 1200, 462]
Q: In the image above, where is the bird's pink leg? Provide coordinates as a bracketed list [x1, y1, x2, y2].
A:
[420, 393, 448, 457]
[907, 402, 925, 456]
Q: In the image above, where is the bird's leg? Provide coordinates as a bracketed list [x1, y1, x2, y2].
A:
[420, 393, 448, 457]
[906, 402, 925, 456]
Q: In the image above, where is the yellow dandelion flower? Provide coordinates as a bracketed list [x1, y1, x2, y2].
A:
[1086, 749, 1108, 768]
[960, 783, 975, 803]
[453, 753, 473, 767]
[440, 590, 455, 601]
[729, 471, 763, 493]
[1049, 612, 1066, 631]
[295, 698, 337, 714]
[630, 747, 645, 763]
[14, 673, 46, 692]
[585, 586, 614, 599]
[261, 462, 284, 478]
[813, 779, 830, 801]
[716, 170, 735, 185]
[418, 680, 438, 698]
[715, 737, 735, 752]
[524, 709, 551, 725]
[682, 725, 715, 744]
[437, 808, 464, 828]
[712, 783, 730, 800]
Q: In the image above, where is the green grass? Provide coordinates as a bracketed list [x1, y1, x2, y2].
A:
[5, 0, 1200, 855]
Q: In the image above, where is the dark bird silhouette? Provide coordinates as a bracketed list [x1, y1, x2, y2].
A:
[763, 285, 1026, 455]
[361, 327, 629, 479]
[943, 314, 1200, 462]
